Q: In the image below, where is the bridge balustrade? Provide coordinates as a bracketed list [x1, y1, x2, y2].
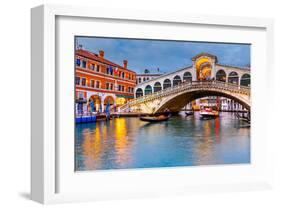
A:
[121, 80, 250, 110]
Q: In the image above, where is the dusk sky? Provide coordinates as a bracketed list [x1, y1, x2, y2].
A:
[76, 37, 250, 74]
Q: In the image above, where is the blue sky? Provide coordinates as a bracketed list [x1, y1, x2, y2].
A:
[76, 37, 250, 74]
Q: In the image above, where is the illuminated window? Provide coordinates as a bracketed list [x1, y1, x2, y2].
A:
[116, 97, 126, 106]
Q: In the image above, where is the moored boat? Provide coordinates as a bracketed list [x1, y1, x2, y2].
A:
[185, 111, 194, 116]
[140, 114, 171, 122]
[199, 106, 219, 119]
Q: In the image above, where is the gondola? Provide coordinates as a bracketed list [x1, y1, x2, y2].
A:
[185, 111, 194, 116]
[140, 114, 171, 122]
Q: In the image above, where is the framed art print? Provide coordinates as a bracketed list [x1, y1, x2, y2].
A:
[31, 4, 275, 204]
[74, 37, 251, 171]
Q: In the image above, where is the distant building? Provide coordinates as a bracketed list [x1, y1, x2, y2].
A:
[193, 97, 245, 111]
[220, 98, 245, 111]
[136, 69, 163, 84]
[75, 49, 136, 114]
[199, 96, 219, 107]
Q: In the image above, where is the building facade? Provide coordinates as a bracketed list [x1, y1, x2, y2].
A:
[194, 96, 245, 111]
[75, 49, 136, 114]
[136, 72, 163, 84]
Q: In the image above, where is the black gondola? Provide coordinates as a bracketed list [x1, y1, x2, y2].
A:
[185, 111, 194, 116]
[140, 114, 171, 122]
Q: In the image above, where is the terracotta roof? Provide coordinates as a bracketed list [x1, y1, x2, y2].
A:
[76, 49, 136, 74]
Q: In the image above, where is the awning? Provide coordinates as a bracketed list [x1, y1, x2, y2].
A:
[116, 94, 134, 99]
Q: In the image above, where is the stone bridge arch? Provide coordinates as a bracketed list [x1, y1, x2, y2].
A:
[125, 81, 250, 114]
[154, 89, 250, 113]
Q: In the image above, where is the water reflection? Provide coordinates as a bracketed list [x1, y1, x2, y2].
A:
[75, 112, 250, 171]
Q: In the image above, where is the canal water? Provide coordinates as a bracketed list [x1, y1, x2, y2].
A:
[75, 112, 250, 171]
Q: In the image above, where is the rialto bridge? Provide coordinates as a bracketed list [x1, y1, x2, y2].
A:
[121, 53, 251, 114]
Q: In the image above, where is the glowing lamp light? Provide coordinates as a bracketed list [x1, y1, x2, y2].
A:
[116, 97, 126, 105]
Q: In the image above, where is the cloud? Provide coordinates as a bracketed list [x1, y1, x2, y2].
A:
[77, 37, 250, 73]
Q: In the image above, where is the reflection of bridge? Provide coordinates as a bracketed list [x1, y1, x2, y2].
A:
[121, 80, 250, 114]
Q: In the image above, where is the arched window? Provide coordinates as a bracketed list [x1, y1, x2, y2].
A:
[173, 75, 182, 86]
[104, 96, 115, 113]
[216, 69, 226, 82]
[228, 71, 239, 84]
[135, 88, 143, 98]
[240, 74, 250, 86]
[144, 85, 152, 95]
[163, 79, 172, 89]
[89, 95, 101, 104]
[183, 72, 192, 82]
[104, 96, 114, 105]
[153, 82, 162, 92]
[88, 95, 102, 112]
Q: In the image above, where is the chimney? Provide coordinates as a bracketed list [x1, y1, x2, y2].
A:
[99, 50, 104, 58]
[123, 60, 128, 69]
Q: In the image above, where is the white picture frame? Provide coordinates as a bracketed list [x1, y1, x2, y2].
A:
[31, 4, 275, 204]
